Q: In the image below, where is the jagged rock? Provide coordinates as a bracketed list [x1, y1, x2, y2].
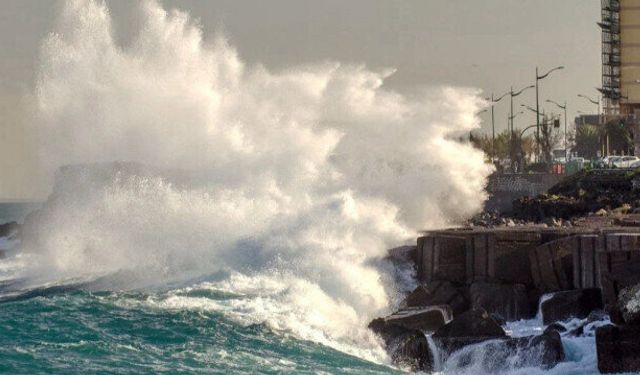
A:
[402, 282, 468, 315]
[586, 309, 608, 323]
[390, 330, 432, 372]
[540, 288, 603, 325]
[368, 320, 433, 371]
[595, 208, 608, 216]
[544, 217, 562, 227]
[445, 330, 565, 372]
[617, 283, 640, 325]
[489, 313, 506, 326]
[0, 221, 19, 238]
[486, 330, 565, 371]
[543, 323, 567, 335]
[386, 245, 416, 264]
[530, 237, 576, 293]
[469, 282, 531, 321]
[596, 324, 640, 373]
[369, 305, 452, 334]
[432, 308, 506, 354]
[613, 203, 632, 215]
[568, 325, 584, 337]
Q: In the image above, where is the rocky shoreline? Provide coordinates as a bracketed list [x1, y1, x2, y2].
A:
[372, 170, 640, 373]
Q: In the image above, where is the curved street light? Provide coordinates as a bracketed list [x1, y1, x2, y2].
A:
[520, 103, 538, 114]
[483, 91, 510, 158]
[577, 94, 600, 115]
[536, 66, 565, 161]
[508, 110, 525, 121]
[510, 85, 535, 133]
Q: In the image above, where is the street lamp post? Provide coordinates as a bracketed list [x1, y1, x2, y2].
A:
[577, 94, 600, 122]
[536, 66, 565, 162]
[486, 91, 509, 159]
[578, 94, 604, 155]
[546, 99, 567, 150]
[510, 85, 535, 134]
[510, 85, 535, 161]
[521, 104, 538, 115]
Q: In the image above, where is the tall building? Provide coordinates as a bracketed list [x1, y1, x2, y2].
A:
[599, 0, 640, 155]
[601, 0, 640, 115]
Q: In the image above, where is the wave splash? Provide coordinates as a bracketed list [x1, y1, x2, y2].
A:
[20, 0, 492, 363]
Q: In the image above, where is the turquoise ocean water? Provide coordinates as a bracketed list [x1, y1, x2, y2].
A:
[0, 289, 399, 374]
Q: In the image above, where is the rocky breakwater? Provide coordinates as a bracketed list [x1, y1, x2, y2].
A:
[596, 281, 640, 373]
[373, 222, 640, 372]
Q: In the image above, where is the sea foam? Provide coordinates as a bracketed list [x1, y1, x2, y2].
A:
[19, 0, 492, 363]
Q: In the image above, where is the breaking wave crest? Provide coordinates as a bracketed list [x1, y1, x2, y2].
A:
[16, 0, 493, 363]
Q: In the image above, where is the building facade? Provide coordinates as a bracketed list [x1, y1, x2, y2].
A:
[620, 0, 640, 115]
[600, 0, 640, 154]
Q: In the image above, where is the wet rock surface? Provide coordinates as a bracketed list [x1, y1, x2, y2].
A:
[432, 308, 506, 354]
[402, 282, 468, 316]
[540, 288, 603, 325]
[368, 317, 433, 372]
[0, 221, 19, 238]
[617, 283, 640, 325]
[469, 282, 530, 322]
[596, 324, 640, 373]
[369, 305, 452, 334]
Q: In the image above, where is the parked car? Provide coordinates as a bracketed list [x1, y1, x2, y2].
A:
[607, 156, 622, 168]
[630, 159, 640, 168]
[613, 156, 640, 168]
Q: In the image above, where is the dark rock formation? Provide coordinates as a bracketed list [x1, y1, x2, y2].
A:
[432, 308, 506, 354]
[469, 282, 530, 321]
[616, 283, 640, 325]
[529, 237, 576, 293]
[489, 330, 564, 371]
[0, 221, 19, 238]
[369, 305, 452, 334]
[540, 288, 603, 324]
[402, 282, 468, 316]
[444, 329, 565, 372]
[596, 324, 640, 373]
[367, 320, 432, 372]
[389, 330, 432, 372]
[543, 323, 567, 335]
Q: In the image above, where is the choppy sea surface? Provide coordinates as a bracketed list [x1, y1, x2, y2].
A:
[0, 203, 636, 374]
[0, 288, 401, 375]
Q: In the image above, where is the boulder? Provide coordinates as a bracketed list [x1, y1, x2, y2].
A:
[389, 330, 432, 372]
[617, 283, 640, 325]
[543, 323, 567, 335]
[599, 254, 640, 324]
[469, 282, 531, 321]
[444, 330, 565, 372]
[487, 330, 565, 371]
[367, 320, 432, 372]
[0, 221, 19, 238]
[596, 324, 640, 373]
[540, 288, 603, 325]
[369, 305, 452, 334]
[432, 308, 506, 354]
[529, 236, 576, 293]
[402, 282, 468, 315]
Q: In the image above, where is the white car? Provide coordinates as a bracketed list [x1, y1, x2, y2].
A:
[607, 156, 622, 168]
[630, 160, 640, 168]
[613, 156, 640, 168]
